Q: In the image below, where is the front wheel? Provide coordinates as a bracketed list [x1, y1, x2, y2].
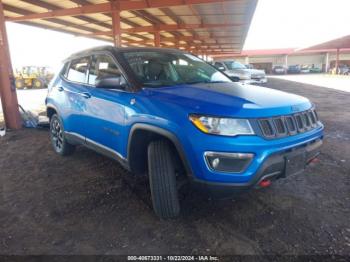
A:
[148, 140, 180, 219]
[15, 79, 25, 89]
[50, 114, 75, 156]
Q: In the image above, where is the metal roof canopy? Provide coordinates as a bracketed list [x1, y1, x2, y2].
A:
[0, 0, 258, 130]
[301, 35, 350, 51]
[3, 0, 258, 55]
[301, 35, 350, 73]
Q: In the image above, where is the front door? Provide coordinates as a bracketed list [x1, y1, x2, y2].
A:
[83, 53, 129, 157]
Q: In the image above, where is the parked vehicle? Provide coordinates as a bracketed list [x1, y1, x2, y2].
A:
[300, 65, 310, 73]
[338, 65, 350, 75]
[213, 60, 267, 85]
[14, 66, 54, 89]
[329, 65, 349, 75]
[47, 46, 324, 219]
[272, 65, 287, 74]
[309, 66, 322, 73]
[287, 65, 301, 74]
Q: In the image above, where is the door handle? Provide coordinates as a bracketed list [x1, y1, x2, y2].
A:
[80, 92, 91, 99]
[57, 86, 64, 92]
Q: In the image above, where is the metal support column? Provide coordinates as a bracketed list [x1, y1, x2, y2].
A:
[335, 48, 340, 74]
[175, 41, 179, 50]
[284, 54, 288, 68]
[154, 31, 160, 47]
[324, 52, 329, 73]
[244, 56, 249, 65]
[111, 1, 121, 47]
[0, 0, 21, 129]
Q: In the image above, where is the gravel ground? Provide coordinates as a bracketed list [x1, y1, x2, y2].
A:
[0, 78, 349, 257]
[269, 74, 350, 93]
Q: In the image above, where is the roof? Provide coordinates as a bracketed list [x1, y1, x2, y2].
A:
[301, 35, 350, 51]
[212, 46, 350, 58]
[3, 0, 258, 55]
[65, 45, 185, 60]
[241, 48, 295, 56]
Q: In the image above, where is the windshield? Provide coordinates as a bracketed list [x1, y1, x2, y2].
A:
[122, 51, 231, 87]
[223, 61, 246, 70]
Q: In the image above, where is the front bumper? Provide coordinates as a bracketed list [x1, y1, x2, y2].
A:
[191, 138, 322, 196]
[242, 77, 268, 85]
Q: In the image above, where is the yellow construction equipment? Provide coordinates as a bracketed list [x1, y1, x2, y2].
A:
[14, 66, 53, 89]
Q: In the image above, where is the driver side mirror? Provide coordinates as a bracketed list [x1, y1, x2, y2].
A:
[95, 75, 127, 90]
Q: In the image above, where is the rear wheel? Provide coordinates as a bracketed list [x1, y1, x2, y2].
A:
[148, 140, 180, 219]
[15, 79, 25, 89]
[32, 78, 46, 89]
[50, 114, 75, 156]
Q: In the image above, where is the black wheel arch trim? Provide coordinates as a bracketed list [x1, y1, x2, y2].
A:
[46, 103, 60, 118]
[127, 123, 193, 177]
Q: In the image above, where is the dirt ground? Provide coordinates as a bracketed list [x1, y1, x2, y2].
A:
[0, 78, 349, 256]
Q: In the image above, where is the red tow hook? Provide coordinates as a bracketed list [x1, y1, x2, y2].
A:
[307, 157, 319, 165]
[259, 179, 271, 188]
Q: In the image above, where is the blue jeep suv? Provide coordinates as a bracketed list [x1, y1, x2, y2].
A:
[46, 46, 324, 218]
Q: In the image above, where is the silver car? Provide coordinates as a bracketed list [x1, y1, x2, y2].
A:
[213, 60, 267, 85]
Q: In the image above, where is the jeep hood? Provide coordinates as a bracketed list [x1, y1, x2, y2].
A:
[227, 69, 250, 75]
[143, 82, 312, 118]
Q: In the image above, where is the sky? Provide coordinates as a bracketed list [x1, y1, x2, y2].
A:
[243, 0, 350, 49]
[5, 0, 350, 68]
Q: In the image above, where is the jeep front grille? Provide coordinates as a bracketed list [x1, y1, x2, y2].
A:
[258, 109, 320, 139]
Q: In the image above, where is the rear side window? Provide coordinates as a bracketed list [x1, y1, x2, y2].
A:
[67, 57, 90, 84]
[89, 54, 122, 85]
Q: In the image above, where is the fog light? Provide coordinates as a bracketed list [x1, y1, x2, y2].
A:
[204, 152, 254, 173]
[212, 158, 220, 168]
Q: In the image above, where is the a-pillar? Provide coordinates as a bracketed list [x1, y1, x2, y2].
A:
[0, 0, 21, 129]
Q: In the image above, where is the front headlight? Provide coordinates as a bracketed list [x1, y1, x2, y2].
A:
[189, 115, 254, 136]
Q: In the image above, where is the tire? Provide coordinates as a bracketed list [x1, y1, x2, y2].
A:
[32, 78, 45, 89]
[50, 114, 75, 156]
[15, 79, 25, 89]
[148, 140, 180, 219]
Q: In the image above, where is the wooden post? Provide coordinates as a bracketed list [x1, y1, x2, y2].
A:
[0, 1, 21, 129]
[111, 1, 121, 47]
[154, 31, 160, 47]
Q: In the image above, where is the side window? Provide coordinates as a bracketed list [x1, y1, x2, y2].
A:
[89, 54, 123, 85]
[67, 57, 89, 84]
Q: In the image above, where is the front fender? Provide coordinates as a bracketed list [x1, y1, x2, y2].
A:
[127, 123, 193, 177]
